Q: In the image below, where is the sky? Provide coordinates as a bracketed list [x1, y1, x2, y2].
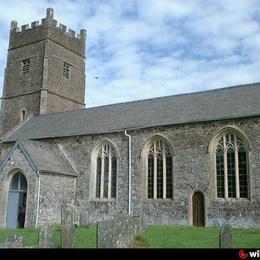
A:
[0, 0, 260, 108]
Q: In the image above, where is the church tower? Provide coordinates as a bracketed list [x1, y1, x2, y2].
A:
[0, 8, 86, 135]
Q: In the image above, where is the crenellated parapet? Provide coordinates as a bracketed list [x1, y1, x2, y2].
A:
[9, 8, 86, 57]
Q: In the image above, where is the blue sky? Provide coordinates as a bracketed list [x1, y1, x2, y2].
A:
[0, 0, 260, 107]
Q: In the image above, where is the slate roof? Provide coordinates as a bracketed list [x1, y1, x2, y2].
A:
[21, 140, 77, 176]
[2, 83, 260, 142]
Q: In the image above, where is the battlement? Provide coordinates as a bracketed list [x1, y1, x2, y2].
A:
[9, 8, 86, 57]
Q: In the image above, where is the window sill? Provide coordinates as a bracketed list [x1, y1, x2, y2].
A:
[214, 198, 250, 202]
[90, 198, 116, 202]
[142, 198, 174, 202]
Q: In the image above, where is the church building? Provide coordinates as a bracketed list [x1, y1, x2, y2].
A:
[0, 9, 259, 229]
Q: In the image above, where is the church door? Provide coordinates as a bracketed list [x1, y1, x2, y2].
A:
[192, 191, 205, 227]
[6, 172, 27, 228]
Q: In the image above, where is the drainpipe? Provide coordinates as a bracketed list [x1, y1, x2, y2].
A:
[124, 130, 132, 215]
[35, 170, 41, 228]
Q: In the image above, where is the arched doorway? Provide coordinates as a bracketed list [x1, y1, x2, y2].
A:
[192, 191, 205, 227]
[6, 172, 27, 228]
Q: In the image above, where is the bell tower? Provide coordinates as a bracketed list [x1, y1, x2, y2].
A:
[0, 8, 86, 135]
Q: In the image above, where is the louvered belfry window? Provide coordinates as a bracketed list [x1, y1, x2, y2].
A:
[21, 59, 30, 74]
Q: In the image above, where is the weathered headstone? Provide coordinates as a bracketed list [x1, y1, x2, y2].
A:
[97, 215, 145, 248]
[219, 223, 232, 248]
[61, 206, 75, 248]
[1, 234, 23, 248]
[38, 223, 54, 248]
[79, 209, 90, 227]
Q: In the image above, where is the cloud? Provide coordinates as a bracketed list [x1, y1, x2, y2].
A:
[0, 0, 260, 108]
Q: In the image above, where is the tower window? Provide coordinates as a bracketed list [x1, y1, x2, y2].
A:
[63, 62, 70, 79]
[21, 59, 30, 74]
[20, 109, 26, 122]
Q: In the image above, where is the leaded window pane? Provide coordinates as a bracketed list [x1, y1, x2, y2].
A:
[215, 132, 249, 199]
[103, 157, 109, 198]
[10, 174, 19, 190]
[20, 174, 27, 191]
[238, 149, 248, 198]
[96, 157, 101, 198]
[146, 138, 173, 199]
[166, 156, 173, 198]
[148, 155, 154, 199]
[111, 157, 117, 198]
[10, 173, 27, 191]
[95, 143, 117, 199]
[216, 150, 224, 198]
[157, 155, 163, 199]
[227, 149, 236, 198]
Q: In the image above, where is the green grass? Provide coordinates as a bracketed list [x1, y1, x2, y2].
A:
[74, 225, 96, 248]
[0, 225, 97, 248]
[0, 225, 259, 248]
[143, 226, 260, 248]
[0, 228, 39, 247]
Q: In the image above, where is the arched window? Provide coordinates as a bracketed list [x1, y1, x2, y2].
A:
[19, 109, 26, 122]
[10, 172, 27, 191]
[145, 137, 173, 199]
[215, 132, 249, 199]
[94, 143, 117, 199]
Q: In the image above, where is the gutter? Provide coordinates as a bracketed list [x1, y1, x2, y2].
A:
[124, 130, 132, 215]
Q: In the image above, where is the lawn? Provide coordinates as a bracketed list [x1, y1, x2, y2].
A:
[143, 226, 260, 248]
[0, 225, 259, 248]
[0, 224, 97, 248]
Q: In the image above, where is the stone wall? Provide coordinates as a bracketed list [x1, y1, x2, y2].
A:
[45, 40, 85, 107]
[0, 117, 259, 228]
[62, 117, 259, 227]
[97, 215, 145, 248]
[38, 173, 76, 226]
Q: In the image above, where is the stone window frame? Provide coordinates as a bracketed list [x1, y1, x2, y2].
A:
[209, 126, 251, 201]
[21, 58, 30, 74]
[142, 135, 174, 200]
[91, 139, 119, 201]
[63, 62, 71, 79]
[19, 108, 26, 122]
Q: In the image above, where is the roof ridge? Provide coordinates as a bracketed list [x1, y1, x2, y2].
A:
[28, 82, 260, 118]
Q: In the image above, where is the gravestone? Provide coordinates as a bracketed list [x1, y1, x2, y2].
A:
[1, 234, 23, 248]
[79, 209, 90, 227]
[219, 223, 232, 248]
[61, 206, 75, 248]
[97, 215, 145, 248]
[38, 223, 54, 248]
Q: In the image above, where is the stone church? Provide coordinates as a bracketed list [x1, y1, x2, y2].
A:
[0, 9, 259, 229]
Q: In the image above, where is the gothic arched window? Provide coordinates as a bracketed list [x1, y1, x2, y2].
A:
[215, 132, 249, 199]
[145, 137, 173, 199]
[94, 143, 117, 199]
